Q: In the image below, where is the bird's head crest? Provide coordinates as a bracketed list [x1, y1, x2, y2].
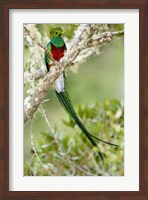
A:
[50, 27, 63, 39]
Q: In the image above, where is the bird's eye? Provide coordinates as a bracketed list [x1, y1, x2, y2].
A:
[55, 32, 58, 35]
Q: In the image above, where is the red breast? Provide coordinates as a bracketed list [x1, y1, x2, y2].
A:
[51, 43, 65, 62]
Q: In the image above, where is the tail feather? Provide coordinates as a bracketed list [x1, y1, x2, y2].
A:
[55, 74, 120, 163]
[56, 91, 97, 146]
[55, 73, 65, 93]
[55, 83, 104, 162]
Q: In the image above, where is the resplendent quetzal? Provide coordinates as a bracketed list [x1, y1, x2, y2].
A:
[45, 27, 119, 162]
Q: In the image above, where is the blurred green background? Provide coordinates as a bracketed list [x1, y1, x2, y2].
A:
[24, 24, 124, 176]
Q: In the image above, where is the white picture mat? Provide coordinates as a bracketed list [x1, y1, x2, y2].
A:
[9, 9, 139, 191]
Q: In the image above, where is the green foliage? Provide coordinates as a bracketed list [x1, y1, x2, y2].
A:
[108, 24, 124, 31]
[24, 99, 124, 176]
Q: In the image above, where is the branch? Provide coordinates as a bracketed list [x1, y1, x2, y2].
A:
[24, 69, 46, 83]
[29, 121, 52, 175]
[24, 29, 124, 84]
[39, 105, 68, 158]
[24, 26, 56, 64]
[83, 30, 124, 49]
[24, 24, 96, 123]
[24, 25, 124, 123]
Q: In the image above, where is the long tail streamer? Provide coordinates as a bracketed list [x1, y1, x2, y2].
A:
[55, 74, 120, 163]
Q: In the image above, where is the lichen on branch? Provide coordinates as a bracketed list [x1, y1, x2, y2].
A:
[24, 24, 124, 123]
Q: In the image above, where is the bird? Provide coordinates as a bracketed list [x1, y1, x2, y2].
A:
[45, 27, 119, 162]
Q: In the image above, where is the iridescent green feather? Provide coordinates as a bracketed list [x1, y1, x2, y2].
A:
[45, 42, 51, 69]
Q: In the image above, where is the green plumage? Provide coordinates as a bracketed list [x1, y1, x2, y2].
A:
[45, 27, 120, 164]
[45, 27, 66, 70]
[51, 37, 65, 47]
[56, 74, 104, 162]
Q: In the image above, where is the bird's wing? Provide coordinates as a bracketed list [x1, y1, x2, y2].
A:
[45, 42, 52, 71]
